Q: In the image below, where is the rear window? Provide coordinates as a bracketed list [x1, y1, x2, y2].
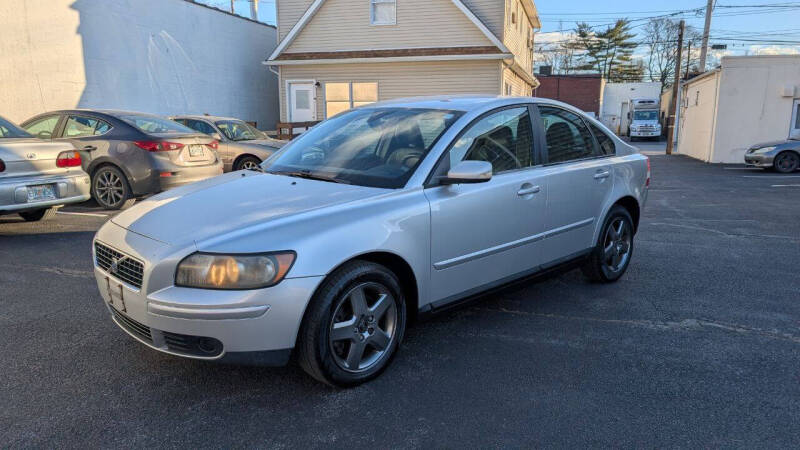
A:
[0, 117, 33, 138]
[119, 115, 195, 134]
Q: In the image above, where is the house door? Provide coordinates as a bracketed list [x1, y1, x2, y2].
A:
[791, 99, 800, 139]
[288, 81, 316, 122]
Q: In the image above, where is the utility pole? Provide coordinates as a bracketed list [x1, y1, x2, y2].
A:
[666, 20, 685, 156]
[699, 0, 713, 72]
[250, 0, 258, 20]
[685, 41, 692, 78]
[230, 0, 235, 13]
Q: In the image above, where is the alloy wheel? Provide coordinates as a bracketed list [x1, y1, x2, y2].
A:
[329, 282, 397, 373]
[96, 170, 124, 207]
[602, 217, 632, 273]
[241, 160, 260, 171]
[775, 152, 799, 173]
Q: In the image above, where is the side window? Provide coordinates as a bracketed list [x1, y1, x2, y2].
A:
[538, 106, 597, 163]
[24, 115, 60, 139]
[589, 123, 616, 156]
[437, 107, 533, 176]
[64, 116, 110, 137]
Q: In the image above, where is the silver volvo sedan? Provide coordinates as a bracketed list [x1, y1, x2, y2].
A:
[92, 97, 650, 386]
[1, 115, 90, 221]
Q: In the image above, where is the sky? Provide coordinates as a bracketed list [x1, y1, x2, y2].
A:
[197, 0, 800, 58]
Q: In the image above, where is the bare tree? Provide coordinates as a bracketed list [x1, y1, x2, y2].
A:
[642, 18, 702, 92]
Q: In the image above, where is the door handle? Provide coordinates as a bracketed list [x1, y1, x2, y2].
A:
[593, 170, 611, 180]
[82, 145, 97, 151]
[517, 185, 541, 196]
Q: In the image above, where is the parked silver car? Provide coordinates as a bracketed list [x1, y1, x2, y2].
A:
[1, 115, 90, 221]
[744, 138, 800, 173]
[171, 115, 285, 172]
[21, 110, 223, 209]
[92, 97, 650, 386]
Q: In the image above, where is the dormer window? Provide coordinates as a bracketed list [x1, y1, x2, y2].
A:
[371, 0, 397, 25]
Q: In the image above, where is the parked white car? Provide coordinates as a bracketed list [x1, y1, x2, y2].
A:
[0, 116, 90, 221]
[92, 97, 649, 386]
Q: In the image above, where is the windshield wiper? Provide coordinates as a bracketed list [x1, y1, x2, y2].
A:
[270, 170, 349, 184]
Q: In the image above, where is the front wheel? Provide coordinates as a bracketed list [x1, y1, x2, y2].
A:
[19, 207, 58, 222]
[581, 205, 635, 283]
[234, 156, 262, 171]
[296, 261, 406, 387]
[773, 151, 799, 174]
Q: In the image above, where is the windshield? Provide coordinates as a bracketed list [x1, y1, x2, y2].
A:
[633, 110, 659, 121]
[266, 108, 462, 189]
[119, 115, 196, 134]
[216, 120, 265, 141]
[0, 117, 33, 138]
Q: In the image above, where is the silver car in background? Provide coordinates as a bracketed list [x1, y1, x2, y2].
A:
[744, 138, 800, 173]
[92, 97, 649, 386]
[0, 116, 90, 221]
[171, 115, 285, 172]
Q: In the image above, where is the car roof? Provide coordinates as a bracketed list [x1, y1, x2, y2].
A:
[31, 109, 164, 119]
[171, 114, 242, 122]
[365, 95, 578, 112]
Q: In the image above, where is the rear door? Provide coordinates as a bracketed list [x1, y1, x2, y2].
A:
[425, 105, 550, 305]
[535, 105, 615, 262]
[57, 115, 114, 171]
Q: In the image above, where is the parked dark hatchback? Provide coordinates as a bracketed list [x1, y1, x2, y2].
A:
[21, 110, 223, 209]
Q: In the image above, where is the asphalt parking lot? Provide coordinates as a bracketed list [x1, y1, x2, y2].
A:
[2, 153, 799, 447]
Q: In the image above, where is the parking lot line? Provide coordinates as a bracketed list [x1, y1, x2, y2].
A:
[57, 211, 109, 218]
[771, 184, 800, 187]
[724, 167, 760, 170]
[742, 175, 800, 178]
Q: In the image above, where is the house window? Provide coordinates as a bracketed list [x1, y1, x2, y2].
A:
[371, 0, 396, 25]
[325, 82, 379, 117]
[504, 83, 512, 96]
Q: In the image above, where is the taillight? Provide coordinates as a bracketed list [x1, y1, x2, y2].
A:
[56, 151, 82, 168]
[133, 141, 184, 152]
[0, 159, 5, 172]
[206, 140, 219, 150]
[645, 157, 651, 187]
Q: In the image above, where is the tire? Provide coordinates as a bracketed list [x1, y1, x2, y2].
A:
[92, 165, 132, 210]
[234, 156, 262, 171]
[18, 207, 57, 222]
[581, 205, 635, 283]
[296, 260, 407, 387]
[773, 151, 799, 174]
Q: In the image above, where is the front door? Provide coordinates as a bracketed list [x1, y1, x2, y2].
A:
[288, 81, 316, 123]
[535, 105, 615, 261]
[425, 106, 549, 305]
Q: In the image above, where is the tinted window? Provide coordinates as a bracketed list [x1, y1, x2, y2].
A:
[24, 116, 60, 139]
[539, 106, 596, 163]
[181, 119, 216, 136]
[589, 123, 616, 156]
[438, 107, 533, 175]
[119, 115, 195, 134]
[0, 117, 32, 138]
[216, 120, 261, 141]
[64, 116, 111, 137]
[266, 108, 462, 189]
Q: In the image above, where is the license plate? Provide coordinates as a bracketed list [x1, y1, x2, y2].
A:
[189, 145, 204, 157]
[105, 276, 127, 312]
[27, 184, 56, 202]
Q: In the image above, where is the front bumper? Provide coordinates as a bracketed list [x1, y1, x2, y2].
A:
[92, 224, 323, 365]
[744, 153, 774, 167]
[0, 172, 91, 213]
[630, 130, 660, 137]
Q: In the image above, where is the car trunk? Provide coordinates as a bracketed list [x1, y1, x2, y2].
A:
[0, 139, 79, 179]
[148, 133, 218, 167]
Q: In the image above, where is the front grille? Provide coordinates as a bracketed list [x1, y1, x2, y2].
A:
[111, 307, 152, 343]
[95, 242, 144, 288]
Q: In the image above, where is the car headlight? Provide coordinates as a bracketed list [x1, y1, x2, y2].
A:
[752, 146, 775, 154]
[175, 252, 295, 289]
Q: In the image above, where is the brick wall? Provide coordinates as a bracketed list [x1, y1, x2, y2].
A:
[533, 75, 603, 115]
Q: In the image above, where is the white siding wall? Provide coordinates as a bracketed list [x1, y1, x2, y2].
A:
[277, 0, 315, 41]
[279, 60, 501, 121]
[0, 0, 279, 128]
[461, 0, 505, 39]
[502, 68, 531, 96]
[503, 0, 534, 76]
[285, 0, 493, 53]
[677, 71, 720, 162]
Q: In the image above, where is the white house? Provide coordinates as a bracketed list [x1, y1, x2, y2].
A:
[677, 55, 800, 163]
[0, 0, 280, 129]
[600, 82, 662, 136]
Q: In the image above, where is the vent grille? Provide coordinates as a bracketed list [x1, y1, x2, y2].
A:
[111, 307, 152, 343]
[95, 242, 144, 288]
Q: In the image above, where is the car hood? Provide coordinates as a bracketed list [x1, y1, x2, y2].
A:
[748, 139, 790, 150]
[111, 171, 386, 246]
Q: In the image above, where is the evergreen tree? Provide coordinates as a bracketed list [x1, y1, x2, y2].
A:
[575, 19, 643, 82]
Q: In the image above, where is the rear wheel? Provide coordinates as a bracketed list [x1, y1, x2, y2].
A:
[234, 156, 262, 171]
[19, 207, 57, 222]
[92, 166, 132, 210]
[296, 261, 406, 387]
[773, 151, 799, 174]
[582, 205, 634, 283]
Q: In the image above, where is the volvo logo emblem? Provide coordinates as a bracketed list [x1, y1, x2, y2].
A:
[26, 153, 36, 159]
[110, 256, 123, 274]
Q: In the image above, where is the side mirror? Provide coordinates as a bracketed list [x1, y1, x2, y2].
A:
[441, 161, 492, 185]
[211, 132, 222, 141]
